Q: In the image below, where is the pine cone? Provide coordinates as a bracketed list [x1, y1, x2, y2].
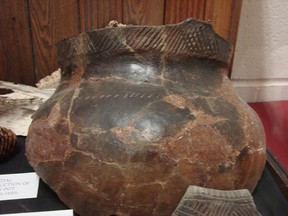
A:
[0, 126, 17, 162]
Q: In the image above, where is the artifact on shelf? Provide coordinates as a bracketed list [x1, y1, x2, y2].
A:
[0, 126, 17, 162]
[172, 185, 261, 216]
[0, 81, 53, 136]
[26, 18, 266, 216]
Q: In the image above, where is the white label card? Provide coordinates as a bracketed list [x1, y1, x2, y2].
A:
[0, 210, 74, 216]
[0, 172, 39, 201]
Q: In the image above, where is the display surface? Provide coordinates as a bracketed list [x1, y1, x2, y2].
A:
[0, 137, 69, 214]
[26, 19, 266, 216]
[1, 137, 288, 215]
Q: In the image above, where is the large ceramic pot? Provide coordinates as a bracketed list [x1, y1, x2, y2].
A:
[26, 19, 266, 216]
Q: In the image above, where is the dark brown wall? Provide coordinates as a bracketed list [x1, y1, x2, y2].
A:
[0, 0, 242, 86]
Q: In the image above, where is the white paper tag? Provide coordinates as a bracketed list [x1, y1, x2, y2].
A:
[0, 209, 73, 216]
[0, 172, 39, 201]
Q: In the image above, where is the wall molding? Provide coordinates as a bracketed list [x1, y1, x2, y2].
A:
[232, 78, 288, 102]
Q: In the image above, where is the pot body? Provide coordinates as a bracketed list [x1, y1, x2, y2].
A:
[26, 19, 266, 216]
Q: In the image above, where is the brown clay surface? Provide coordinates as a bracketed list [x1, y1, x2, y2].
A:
[26, 19, 266, 216]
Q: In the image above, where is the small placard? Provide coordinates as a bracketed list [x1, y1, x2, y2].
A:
[0, 210, 74, 216]
[0, 172, 39, 201]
